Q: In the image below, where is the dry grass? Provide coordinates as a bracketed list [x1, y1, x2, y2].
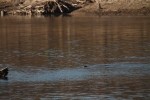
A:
[0, 0, 12, 9]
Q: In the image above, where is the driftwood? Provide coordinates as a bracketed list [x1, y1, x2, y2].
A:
[0, 67, 8, 79]
[21, 0, 83, 15]
[0, 1, 12, 10]
[12, 0, 82, 15]
[43, 0, 81, 15]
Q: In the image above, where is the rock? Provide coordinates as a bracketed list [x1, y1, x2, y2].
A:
[0, 67, 9, 78]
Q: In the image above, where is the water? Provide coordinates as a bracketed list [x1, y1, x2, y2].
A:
[0, 16, 150, 100]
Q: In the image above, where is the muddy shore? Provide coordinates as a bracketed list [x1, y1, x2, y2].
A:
[71, 6, 150, 16]
[71, 1, 150, 16]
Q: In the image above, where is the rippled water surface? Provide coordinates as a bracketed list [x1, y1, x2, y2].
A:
[0, 16, 150, 100]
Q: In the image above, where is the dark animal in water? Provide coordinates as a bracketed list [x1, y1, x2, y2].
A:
[84, 65, 88, 67]
[0, 67, 8, 78]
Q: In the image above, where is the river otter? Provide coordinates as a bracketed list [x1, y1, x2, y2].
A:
[0, 67, 8, 78]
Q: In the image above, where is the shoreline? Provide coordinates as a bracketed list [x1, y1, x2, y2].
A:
[1, 8, 150, 17]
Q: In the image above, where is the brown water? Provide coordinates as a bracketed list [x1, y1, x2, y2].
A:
[0, 16, 150, 100]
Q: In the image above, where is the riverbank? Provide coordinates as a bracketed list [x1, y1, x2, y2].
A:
[0, 0, 150, 16]
[71, 0, 150, 16]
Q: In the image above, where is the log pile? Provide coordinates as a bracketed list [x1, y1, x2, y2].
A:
[42, 0, 81, 15]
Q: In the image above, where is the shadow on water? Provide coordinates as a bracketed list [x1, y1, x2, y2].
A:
[0, 62, 149, 83]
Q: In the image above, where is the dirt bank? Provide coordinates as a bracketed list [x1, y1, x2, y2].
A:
[71, 0, 150, 16]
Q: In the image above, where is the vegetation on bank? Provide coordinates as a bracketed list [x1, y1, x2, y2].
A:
[0, 0, 150, 16]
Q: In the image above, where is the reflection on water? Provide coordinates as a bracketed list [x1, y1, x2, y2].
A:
[0, 16, 150, 99]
